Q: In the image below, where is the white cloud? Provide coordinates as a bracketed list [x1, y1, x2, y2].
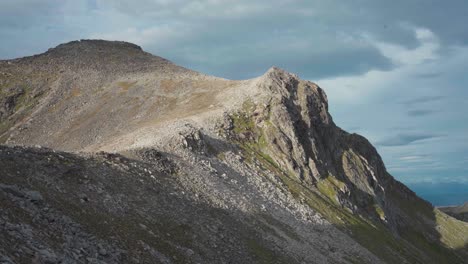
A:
[90, 24, 190, 47]
[317, 27, 441, 104]
[316, 26, 468, 185]
[399, 155, 432, 162]
[370, 29, 439, 66]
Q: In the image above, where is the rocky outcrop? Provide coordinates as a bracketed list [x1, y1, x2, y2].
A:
[219, 68, 388, 216]
[218, 67, 467, 263]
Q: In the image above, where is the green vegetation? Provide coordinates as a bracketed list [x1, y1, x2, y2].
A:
[246, 238, 290, 264]
[227, 103, 466, 264]
[0, 72, 56, 141]
[229, 100, 279, 169]
[272, 168, 431, 264]
[117, 81, 137, 92]
[317, 175, 345, 205]
[374, 204, 385, 220]
[228, 106, 405, 263]
[0, 84, 36, 142]
[435, 209, 468, 249]
[246, 239, 276, 263]
[216, 151, 226, 161]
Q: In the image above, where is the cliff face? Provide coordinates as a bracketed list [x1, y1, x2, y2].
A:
[218, 67, 468, 263]
[0, 40, 467, 264]
[219, 68, 407, 219]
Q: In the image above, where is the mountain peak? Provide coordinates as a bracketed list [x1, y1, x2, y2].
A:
[49, 39, 143, 53]
[263, 66, 299, 80]
[15, 39, 179, 75]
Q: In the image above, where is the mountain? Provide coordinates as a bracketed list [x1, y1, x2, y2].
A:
[440, 203, 468, 222]
[1, 39, 467, 264]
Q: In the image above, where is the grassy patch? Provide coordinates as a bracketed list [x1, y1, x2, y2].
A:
[374, 204, 385, 220]
[435, 209, 468, 250]
[246, 238, 288, 264]
[216, 152, 226, 161]
[117, 81, 137, 92]
[0, 71, 56, 137]
[316, 175, 345, 205]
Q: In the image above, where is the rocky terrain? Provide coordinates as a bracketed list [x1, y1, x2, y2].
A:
[0, 39, 467, 263]
[440, 203, 468, 222]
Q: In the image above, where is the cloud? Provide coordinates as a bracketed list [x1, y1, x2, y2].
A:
[399, 155, 431, 162]
[3, 1, 468, 81]
[401, 95, 445, 105]
[0, 0, 417, 79]
[0, 0, 62, 29]
[366, 27, 439, 66]
[90, 24, 191, 47]
[413, 72, 444, 79]
[317, 27, 441, 104]
[95, 0, 468, 47]
[376, 133, 444, 147]
[406, 109, 434, 117]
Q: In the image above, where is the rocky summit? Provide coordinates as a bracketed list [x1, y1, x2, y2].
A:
[0, 39, 467, 264]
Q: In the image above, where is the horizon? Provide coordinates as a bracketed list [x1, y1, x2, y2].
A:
[1, 0, 467, 206]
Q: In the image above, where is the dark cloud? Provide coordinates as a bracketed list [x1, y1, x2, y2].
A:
[99, 0, 468, 47]
[407, 109, 434, 117]
[175, 44, 394, 80]
[3, 0, 468, 79]
[0, 0, 62, 29]
[377, 133, 444, 147]
[344, 0, 468, 46]
[413, 72, 444, 79]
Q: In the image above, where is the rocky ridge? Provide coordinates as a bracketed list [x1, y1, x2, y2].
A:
[440, 203, 468, 222]
[0, 40, 467, 263]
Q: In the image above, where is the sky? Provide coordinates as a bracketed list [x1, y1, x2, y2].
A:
[1, 0, 467, 205]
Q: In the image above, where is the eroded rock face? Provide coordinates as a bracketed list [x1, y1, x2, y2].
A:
[259, 68, 334, 184]
[0, 88, 24, 120]
[220, 67, 426, 225]
[178, 124, 207, 154]
[210, 67, 467, 263]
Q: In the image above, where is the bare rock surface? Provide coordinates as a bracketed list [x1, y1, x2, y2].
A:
[0, 145, 381, 264]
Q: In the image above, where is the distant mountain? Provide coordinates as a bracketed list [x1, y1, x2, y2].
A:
[440, 203, 468, 222]
[1, 40, 467, 263]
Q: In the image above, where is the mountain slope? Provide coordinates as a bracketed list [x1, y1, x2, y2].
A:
[440, 203, 468, 222]
[0, 39, 252, 152]
[1, 40, 467, 264]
